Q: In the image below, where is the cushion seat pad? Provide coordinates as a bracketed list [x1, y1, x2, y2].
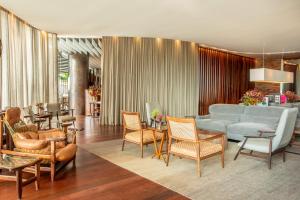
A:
[227, 122, 274, 141]
[125, 130, 163, 143]
[171, 141, 222, 158]
[238, 138, 270, 153]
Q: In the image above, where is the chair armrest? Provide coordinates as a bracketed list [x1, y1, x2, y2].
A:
[141, 121, 147, 128]
[258, 130, 276, 134]
[244, 135, 276, 139]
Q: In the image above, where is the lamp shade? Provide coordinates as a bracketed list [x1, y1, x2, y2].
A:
[250, 68, 294, 83]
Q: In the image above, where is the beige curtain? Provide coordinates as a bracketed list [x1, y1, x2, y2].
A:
[0, 9, 58, 109]
[101, 37, 199, 125]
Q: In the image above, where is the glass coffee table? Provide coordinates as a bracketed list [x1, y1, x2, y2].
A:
[0, 153, 41, 199]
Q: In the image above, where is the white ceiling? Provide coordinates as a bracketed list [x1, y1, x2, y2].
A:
[1, 0, 300, 54]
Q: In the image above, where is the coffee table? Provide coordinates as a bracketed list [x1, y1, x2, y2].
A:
[0, 153, 41, 199]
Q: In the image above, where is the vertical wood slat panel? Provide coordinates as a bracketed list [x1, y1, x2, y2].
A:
[198, 47, 255, 115]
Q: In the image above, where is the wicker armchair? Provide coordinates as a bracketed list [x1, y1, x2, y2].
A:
[121, 111, 163, 158]
[1, 107, 77, 182]
[166, 116, 225, 176]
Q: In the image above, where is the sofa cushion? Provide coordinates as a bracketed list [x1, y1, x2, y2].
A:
[196, 119, 232, 132]
[209, 104, 245, 114]
[240, 106, 284, 129]
[238, 138, 270, 153]
[227, 122, 274, 139]
[209, 104, 244, 122]
[56, 144, 77, 162]
[211, 113, 241, 122]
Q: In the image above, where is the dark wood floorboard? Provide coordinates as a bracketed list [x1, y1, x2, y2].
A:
[0, 116, 188, 200]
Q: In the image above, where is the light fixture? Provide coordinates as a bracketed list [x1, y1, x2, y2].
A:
[250, 46, 294, 84]
[250, 68, 293, 83]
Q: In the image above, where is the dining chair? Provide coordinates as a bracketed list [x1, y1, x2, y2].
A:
[166, 116, 225, 176]
[121, 111, 163, 158]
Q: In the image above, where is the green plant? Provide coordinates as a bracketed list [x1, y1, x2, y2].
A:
[59, 72, 69, 81]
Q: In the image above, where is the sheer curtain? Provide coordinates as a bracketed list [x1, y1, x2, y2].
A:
[0, 9, 58, 109]
[101, 37, 199, 125]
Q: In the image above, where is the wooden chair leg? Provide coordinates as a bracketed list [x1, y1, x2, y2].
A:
[121, 140, 125, 151]
[197, 158, 201, 177]
[73, 155, 76, 167]
[221, 152, 224, 168]
[166, 138, 172, 166]
[50, 162, 55, 182]
[268, 138, 272, 169]
[166, 152, 170, 166]
[234, 138, 248, 160]
[35, 162, 40, 191]
[141, 144, 144, 158]
[268, 155, 272, 169]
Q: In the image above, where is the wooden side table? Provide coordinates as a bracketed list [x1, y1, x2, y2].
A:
[34, 113, 52, 130]
[147, 127, 168, 163]
[0, 153, 41, 199]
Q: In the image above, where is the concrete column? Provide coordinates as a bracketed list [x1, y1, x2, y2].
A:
[69, 53, 89, 115]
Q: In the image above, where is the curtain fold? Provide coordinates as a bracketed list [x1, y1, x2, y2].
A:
[0, 10, 58, 109]
[199, 47, 255, 115]
[101, 37, 199, 125]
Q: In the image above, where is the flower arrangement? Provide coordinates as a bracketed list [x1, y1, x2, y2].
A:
[241, 88, 264, 106]
[88, 86, 100, 97]
[151, 109, 165, 122]
[284, 91, 298, 103]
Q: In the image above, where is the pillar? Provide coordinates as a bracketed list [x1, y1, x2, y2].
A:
[69, 53, 89, 115]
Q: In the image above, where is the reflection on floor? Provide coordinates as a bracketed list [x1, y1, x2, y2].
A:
[0, 116, 186, 200]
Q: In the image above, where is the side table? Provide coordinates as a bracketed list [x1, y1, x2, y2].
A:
[147, 127, 168, 163]
[0, 153, 41, 199]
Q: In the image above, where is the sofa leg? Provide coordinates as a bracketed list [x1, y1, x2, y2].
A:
[121, 140, 125, 151]
[283, 149, 286, 162]
[50, 162, 55, 182]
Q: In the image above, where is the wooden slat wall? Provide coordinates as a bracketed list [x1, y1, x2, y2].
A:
[198, 47, 255, 115]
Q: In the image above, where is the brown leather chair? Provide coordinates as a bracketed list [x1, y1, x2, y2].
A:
[2, 107, 77, 182]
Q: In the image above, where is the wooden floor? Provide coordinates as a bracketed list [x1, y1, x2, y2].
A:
[0, 116, 188, 200]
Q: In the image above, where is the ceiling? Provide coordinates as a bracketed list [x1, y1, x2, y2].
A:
[1, 0, 300, 54]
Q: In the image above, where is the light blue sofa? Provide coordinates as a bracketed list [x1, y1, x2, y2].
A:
[196, 104, 293, 141]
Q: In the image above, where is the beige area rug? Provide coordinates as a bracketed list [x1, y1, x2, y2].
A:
[79, 140, 300, 200]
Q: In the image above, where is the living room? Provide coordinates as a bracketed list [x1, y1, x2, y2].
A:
[0, 0, 300, 200]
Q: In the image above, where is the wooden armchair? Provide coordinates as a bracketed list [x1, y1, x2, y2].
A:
[1, 107, 77, 182]
[121, 111, 163, 158]
[166, 116, 225, 176]
[234, 108, 298, 169]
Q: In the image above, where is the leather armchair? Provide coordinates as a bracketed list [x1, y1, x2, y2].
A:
[2, 107, 77, 182]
